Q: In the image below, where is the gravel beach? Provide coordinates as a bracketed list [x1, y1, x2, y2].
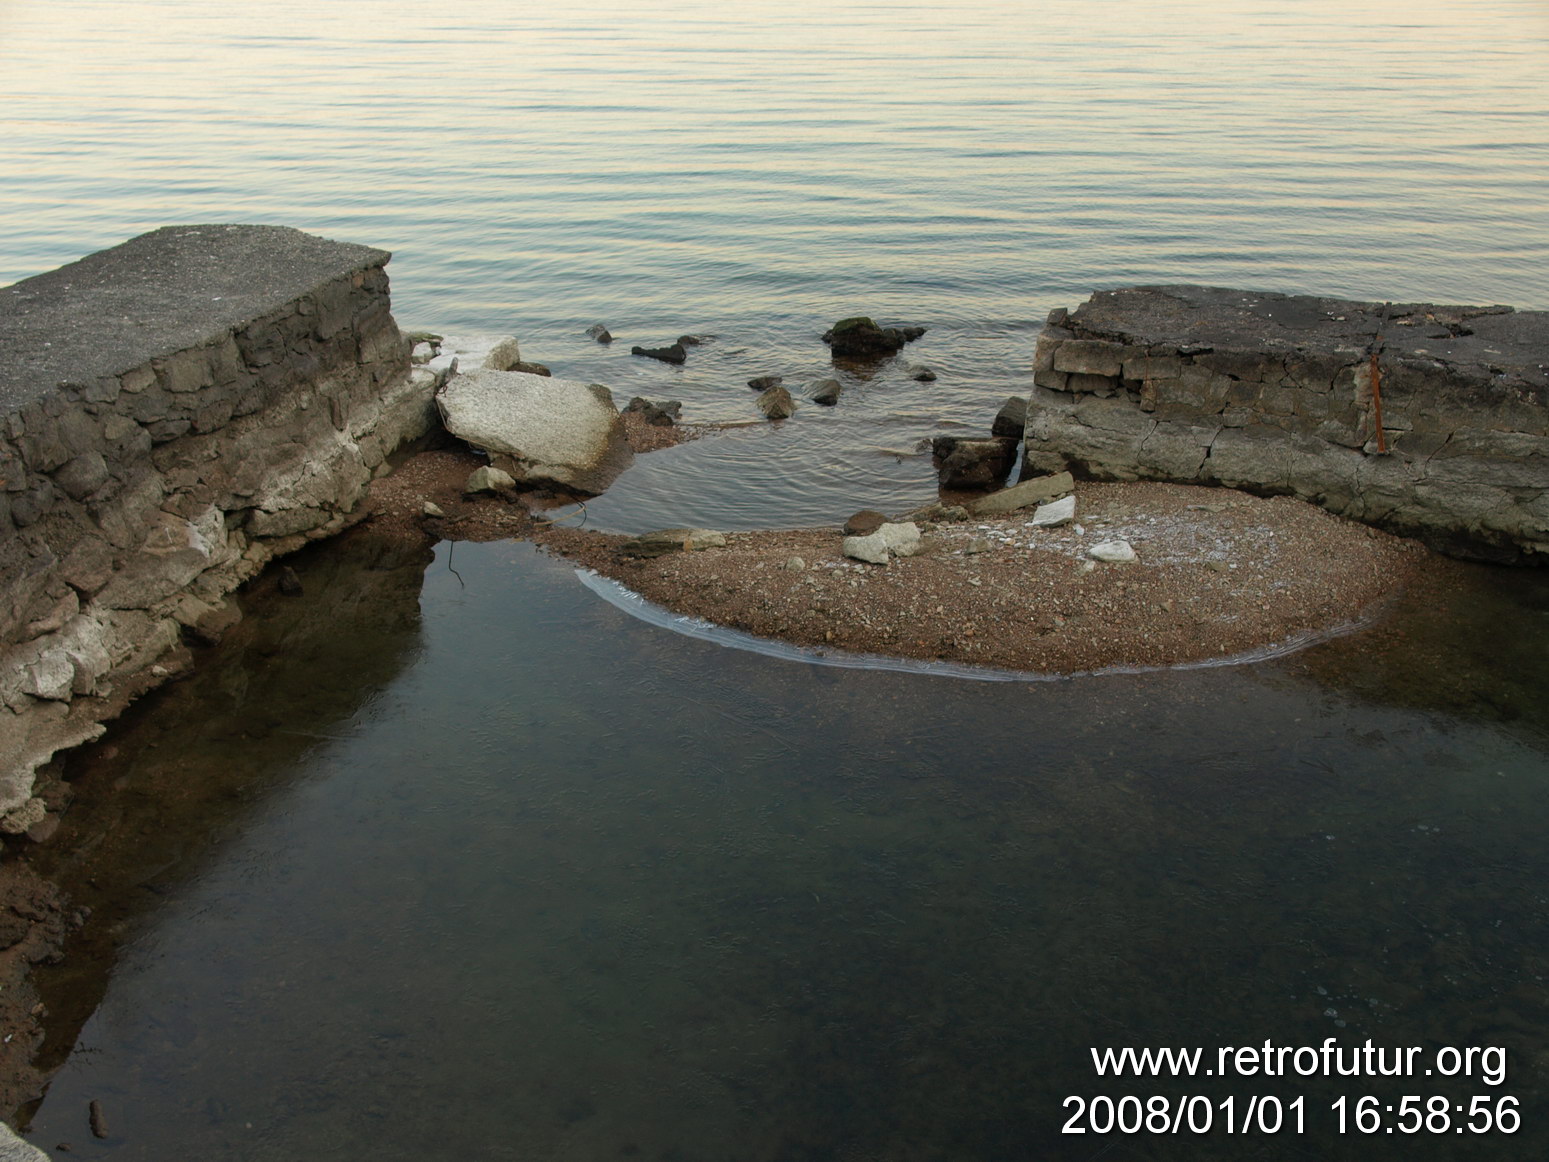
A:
[366, 447, 1428, 675]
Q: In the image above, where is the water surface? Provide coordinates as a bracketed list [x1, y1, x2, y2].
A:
[3, 1, 1549, 1157]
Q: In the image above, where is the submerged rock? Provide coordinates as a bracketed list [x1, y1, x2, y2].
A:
[747, 374, 783, 390]
[436, 369, 633, 495]
[822, 316, 926, 359]
[631, 343, 687, 365]
[756, 385, 797, 420]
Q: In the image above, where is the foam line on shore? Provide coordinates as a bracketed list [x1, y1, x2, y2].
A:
[574, 569, 1382, 682]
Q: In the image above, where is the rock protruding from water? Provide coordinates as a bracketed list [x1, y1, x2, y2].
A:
[623, 397, 682, 427]
[821, 316, 926, 359]
[747, 374, 783, 390]
[756, 385, 797, 419]
[810, 378, 842, 406]
[436, 369, 633, 495]
[992, 396, 1027, 438]
[932, 436, 1018, 490]
[630, 342, 687, 365]
[585, 323, 613, 343]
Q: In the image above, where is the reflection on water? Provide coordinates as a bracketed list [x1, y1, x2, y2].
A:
[26, 533, 433, 1086]
[21, 533, 1549, 1160]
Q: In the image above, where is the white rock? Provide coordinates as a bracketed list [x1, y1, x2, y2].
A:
[843, 532, 892, 564]
[464, 465, 516, 495]
[842, 521, 921, 565]
[482, 336, 523, 371]
[1030, 494, 1076, 527]
[1089, 539, 1138, 563]
[783, 556, 806, 571]
[437, 369, 633, 494]
[422, 501, 445, 517]
[879, 521, 922, 557]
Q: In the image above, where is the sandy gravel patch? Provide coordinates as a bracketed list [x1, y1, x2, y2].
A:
[365, 449, 1426, 675]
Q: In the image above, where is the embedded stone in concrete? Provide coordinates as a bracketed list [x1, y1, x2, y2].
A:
[436, 369, 633, 495]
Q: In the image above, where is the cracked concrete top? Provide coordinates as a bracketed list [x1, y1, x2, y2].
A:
[1065, 285, 1549, 394]
[0, 225, 392, 412]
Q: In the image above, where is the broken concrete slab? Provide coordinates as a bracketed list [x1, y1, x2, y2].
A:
[1025, 286, 1548, 562]
[965, 471, 1075, 517]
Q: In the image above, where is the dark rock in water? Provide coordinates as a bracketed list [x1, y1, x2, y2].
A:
[677, 334, 710, 346]
[585, 324, 613, 343]
[623, 397, 682, 427]
[747, 374, 783, 390]
[932, 436, 1018, 490]
[821, 316, 927, 359]
[992, 396, 1027, 437]
[512, 361, 551, 377]
[278, 566, 304, 596]
[755, 385, 797, 420]
[910, 366, 937, 382]
[810, 378, 842, 405]
[844, 509, 888, 536]
[631, 343, 687, 365]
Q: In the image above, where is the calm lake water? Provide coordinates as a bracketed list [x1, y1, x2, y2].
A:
[3, 0, 1549, 1158]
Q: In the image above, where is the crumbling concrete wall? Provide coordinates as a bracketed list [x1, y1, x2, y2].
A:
[1025, 285, 1547, 563]
[0, 225, 438, 825]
